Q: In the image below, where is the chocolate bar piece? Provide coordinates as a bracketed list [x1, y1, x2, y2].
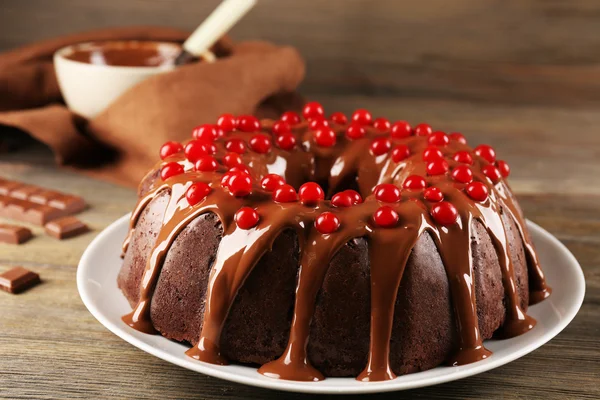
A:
[0, 178, 87, 225]
[44, 216, 89, 239]
[10, 185, 42, 200]
[0, 267, 41, 294]
[0, 179, 86, 214]
[48, 194, 86, 214]
[0, 195, 64, 225]
[0, 181, 23, 196]
[29, 189, 61, 205]
[0, 224, 33, 244]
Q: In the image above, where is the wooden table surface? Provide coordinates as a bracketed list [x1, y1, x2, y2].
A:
[1, 97, 599, 399]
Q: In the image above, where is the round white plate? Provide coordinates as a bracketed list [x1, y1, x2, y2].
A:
[77, 214, 585, 394]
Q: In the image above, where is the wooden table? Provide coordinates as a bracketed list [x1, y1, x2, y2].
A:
[1, 97, 599, 399]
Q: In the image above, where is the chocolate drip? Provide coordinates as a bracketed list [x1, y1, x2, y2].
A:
[495, 186, 551, 305]
[121, 116, 551, 382]
[429, 211, 492, 365]
[358, 213, 422, 381]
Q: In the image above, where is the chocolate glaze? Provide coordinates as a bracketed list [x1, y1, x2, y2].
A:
[121, 116, 551, 382]
[64, 41, 181, 67]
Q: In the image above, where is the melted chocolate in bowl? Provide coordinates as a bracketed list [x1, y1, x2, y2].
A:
[64, 41, 182, 67]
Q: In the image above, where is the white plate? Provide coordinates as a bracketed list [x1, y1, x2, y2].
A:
[77, 214, 585, 394]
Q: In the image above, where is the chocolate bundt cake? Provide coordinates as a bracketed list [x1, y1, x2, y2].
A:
[118, 103, 551, 382]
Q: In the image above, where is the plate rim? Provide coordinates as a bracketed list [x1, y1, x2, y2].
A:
[77, 214, 585, 394]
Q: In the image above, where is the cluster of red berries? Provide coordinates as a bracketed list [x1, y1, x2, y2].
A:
[158, 105, 513, 234]
[258, 176, 365, 234]
[371, 181, 458, 227]
[417, 135, 510, 188]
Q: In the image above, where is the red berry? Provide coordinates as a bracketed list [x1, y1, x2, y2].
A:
[346, 123, 366, 140]
[403, 175, 427, 190]
[414, 123, 432, 136]
[237, 115, 260, 132]
[236, 207, 259, 229]
[276, 132, 296, 150]
[272, 120, 291, 136]
[225, 138, 246, 154]
[227, 172, 252, 197]
[315, 212, 340, 234]
[223, 152, 243, 168]
[185, 140, 213, 162]
[217, 114, 237, 133]
[331, 192, 353, 207]
[281, 111, 301, 125]
[431, 201, 458, 225]
[185, 182, 211, 205]
[423, 187, 444, 202]
[160, 162, 184, 181]
[370, 137, 392, 156]
[422, 146, 444, 161]
[192, 124, 218, 141]
[482, 165, 502, 183]
[260, 174, 286, 191]
[249, 134, 272, 154]
[465, 181, 489, 202]
[314, 127, 337, 147]
[194, 155, 218, 172]
[474, 144, 496, 163]
[373, 117, 391, 131]
[303, 102, 325, 120]
[390, 121, 412, 138]
[373, 206, 399, 228]
[496, 160, 510, 178]
[374, 183, 401, 203]
[329, 112, 348, 125]
[451, 165, 473, 183]
[449, 132, 467, 144]
[344, 190, 363, 204]
[453, 151, 473, 165]
[228, 165, 251, 175]
[220, 171, 234, 187]
[299, 182, 325, 205]
[392, 145, 411, 162]
[273, 184, 298, 203]
[309, 118, 329, 130]
[428, 131, 449, 146]
[159, 141, 183, 160]
[215, 128, 225, 139]
[427, 159, 449, 176]
[352, 109, 373, 125]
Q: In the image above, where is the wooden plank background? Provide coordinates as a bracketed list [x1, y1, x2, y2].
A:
[1, 0, 600, 398]
[2, 0, 600, 106]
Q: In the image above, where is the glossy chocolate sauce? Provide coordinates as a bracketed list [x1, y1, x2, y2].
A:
[121, 115, 551, 382]
[64, 41, 182, 67]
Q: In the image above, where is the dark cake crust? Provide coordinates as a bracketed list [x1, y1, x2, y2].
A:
[118, 107, 551, 381]
[119, 189, 530, 376]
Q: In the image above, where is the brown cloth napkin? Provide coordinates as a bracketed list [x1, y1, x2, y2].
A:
[0, 26, 305, 187]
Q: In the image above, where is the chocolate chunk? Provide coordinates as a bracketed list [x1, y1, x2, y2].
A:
[25, 204, 64, 225]
[0, 181, 23, 196]
[29, 189, 61, 205]
[44, 216, 89, 239]
[0, 196, 63, 225]
[0, 267, 41, 294]
[0, 224, 33, 244]
[48, 194, 86, 214]
[0, 179, 87, 224]
[10, 185, 42, 200]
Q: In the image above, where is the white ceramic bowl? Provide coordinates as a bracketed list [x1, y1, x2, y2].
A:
[54, 41, 214, 119]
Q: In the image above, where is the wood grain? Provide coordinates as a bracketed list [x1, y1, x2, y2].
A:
[2, 0, 600, 106]
[1, 97, 599, 398]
